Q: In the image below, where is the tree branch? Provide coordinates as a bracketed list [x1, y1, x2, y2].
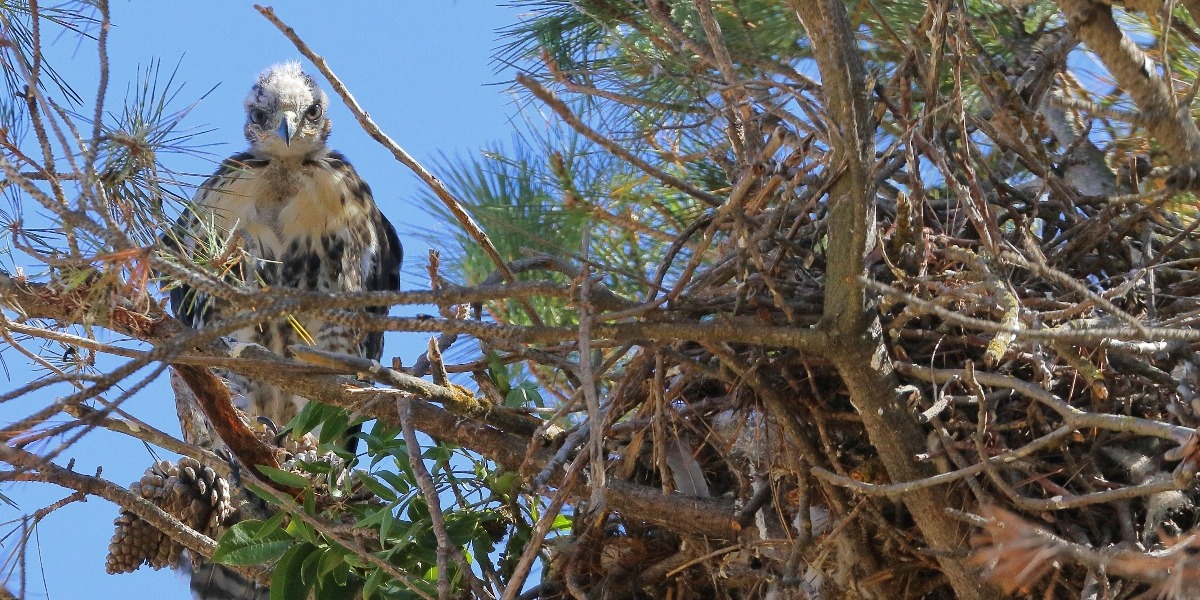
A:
[791, 2, 999, 598]
[1057, 0, 1200, 162]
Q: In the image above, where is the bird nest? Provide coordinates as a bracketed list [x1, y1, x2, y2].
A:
[494, 178, 1200, 599]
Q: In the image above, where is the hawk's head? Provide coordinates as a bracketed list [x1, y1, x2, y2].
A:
[243, 62, 331, 157]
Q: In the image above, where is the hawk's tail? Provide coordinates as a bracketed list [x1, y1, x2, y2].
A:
[189, 562, 268, 600]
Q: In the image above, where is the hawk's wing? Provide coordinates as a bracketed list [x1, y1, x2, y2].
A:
[363, 211, 402, 361]
[325, 150, 403, 362]
[165, 152, 264, 329]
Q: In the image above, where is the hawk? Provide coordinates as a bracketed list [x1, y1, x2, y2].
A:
[166, 62, 402, 598]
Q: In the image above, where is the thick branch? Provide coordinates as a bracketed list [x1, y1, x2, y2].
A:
[1057, 0, 1200, 161]
[352, 314, 823, 351]
[171, 365, 282, 475]
[791, 2, 999, 599]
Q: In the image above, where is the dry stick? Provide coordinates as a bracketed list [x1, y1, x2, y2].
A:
[865, 278, 1200, 344]
[253, 4, 543, 327]
[515, 73, 723, 208]
[9, 490, 85, 594]
[896, 362, 1192, 443]
[1001, 250, 1148, 336]
[61, 403, 231, 478]
[813, 425, 1075, 496]
[694, 0, 755, 159]
[651, 352, 670, 495]
[626, 126, 783, 310]
[530, 387, 588, 489]
[578, 228, 607, 509]
[477, 253, 637, 313]
[530, 345, 633, 488]
[411, 253, 462, 378]
[399, 397, 480, 600]
[289, 345, 539, 438]
[21, 2, 72, 256]
[350, 313, 826, 351]
[974, 507, 1200, 592]
[0, 326, 199, 461]
[9, 361, 166, 477]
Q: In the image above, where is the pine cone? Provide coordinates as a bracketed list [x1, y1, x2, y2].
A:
[105, 458, 236, 574]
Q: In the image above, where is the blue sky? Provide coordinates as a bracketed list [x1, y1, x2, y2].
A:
[1, 3, 526, 598]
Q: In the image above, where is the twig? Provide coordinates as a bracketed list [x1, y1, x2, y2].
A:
[0, 444, 222, 569]
[896, 362, 1192, 443]
[578, 227, 607, 509]
[288, 345, 539, 437]
[398, 399, 486, 599]
[867, 278, 1200, 344]
[812, 425, 1076, 497]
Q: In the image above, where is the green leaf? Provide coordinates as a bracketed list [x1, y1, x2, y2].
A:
[286, 516, 320, 545]
[485, 349, 511, 395]
[505, 380, 543, 408]
[256, 511, 288, 538]
[362, 568, 384, 599]
[289, 400, 336, 437]
[445, 513, 480, 545]
[296, 458, 333, 475]
[212, 520, 294, 566]
[271, 542, 316, 600]
[301, 545, 324, 588]
[243, 481, 277, 505]
[356, 473, 398, 503]
[315, 575, 358, 600]
[317, 546, 347, 580]
[406, 497, 430, 522]
[304, 488, 317, 515]
[318, 409, 350, 446]
[421, 445, 451, 466]
[387, 446, 413, 471]
[377, 469, 412, 494]
[377, 506, 398, 545]
[257, 465, 310, 490]
[486, 471, 520, 498]
[552, 514, 573, 532]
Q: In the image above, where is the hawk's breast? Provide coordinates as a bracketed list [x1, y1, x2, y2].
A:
[190, 153, 380, 422]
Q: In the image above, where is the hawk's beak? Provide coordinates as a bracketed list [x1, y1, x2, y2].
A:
[276, 111, 299, 147]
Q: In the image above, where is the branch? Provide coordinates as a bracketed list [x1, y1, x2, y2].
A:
[0, 262, 754, 544]
[813, 426, 1075, 497]
[351, 314, 824, 351]
[1057, 0, 1200, 162]
[0, 444, 219, 566]
[791, 2, 997, 599]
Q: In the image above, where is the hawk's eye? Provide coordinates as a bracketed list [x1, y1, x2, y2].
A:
[305, 104, 323, 121]
[249, 108, 266, 125]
